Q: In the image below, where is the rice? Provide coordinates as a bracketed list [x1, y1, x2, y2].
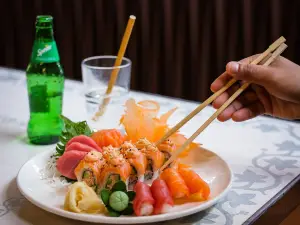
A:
[140, 203, 153, 216]
[161, 204, 173, 214]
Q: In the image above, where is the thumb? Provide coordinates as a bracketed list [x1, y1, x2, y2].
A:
[226, 61, 274, 86]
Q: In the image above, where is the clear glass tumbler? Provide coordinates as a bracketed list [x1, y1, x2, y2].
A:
[81, 56, 131, 130]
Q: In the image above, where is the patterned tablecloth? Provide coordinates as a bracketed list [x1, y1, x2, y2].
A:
[0, 67, 299, 225]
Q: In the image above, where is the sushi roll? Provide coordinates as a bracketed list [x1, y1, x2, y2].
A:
[120, 141, 148, 186]
[74, 151, 105, 190]
[99, 146, 132, 190]
[156, 139, 176, 162]
[160, 168, 190, 199]
[150, 179, 174, 214]
[135, 138, 165, 181]
[133, 181, 155, 216]
[102, 145, 121, 161]
[177, 163, 210, 200]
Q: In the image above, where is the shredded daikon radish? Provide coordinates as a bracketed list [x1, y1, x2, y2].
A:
[39, 154, 71, 188]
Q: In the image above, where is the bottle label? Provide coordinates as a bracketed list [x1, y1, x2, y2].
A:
[31, 40, 60, 63]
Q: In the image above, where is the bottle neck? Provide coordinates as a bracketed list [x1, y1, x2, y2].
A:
[35, 27, 54, 42]
[29, 15, 60, 63]
[30, 26, 60, 63]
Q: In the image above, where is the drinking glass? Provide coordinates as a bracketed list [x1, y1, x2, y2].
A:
[81, 56, 131, 130]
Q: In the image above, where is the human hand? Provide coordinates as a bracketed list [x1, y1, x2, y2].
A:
[210, 55, 300, 122]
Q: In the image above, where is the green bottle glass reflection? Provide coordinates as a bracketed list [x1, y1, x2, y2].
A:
[26, 15, 64, 145]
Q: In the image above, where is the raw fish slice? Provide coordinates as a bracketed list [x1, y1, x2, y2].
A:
[66, 135, 102, 152]
[91, 129, 125, 148]
[65, 142, 98, 153]
[56, 150, 88, 179]
[160, 168, 189, 199]
[177, 163, 210, 199]
[133, 181, 155, 216]
[150, 179, 174, 214]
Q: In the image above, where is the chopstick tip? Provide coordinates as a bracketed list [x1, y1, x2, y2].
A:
[130, 15, 136, 20]
[279, 36, 286, 42]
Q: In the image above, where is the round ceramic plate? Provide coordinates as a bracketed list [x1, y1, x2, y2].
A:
[17, 147, 233, 224]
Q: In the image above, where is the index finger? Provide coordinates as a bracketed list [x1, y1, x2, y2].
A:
[210, 54, 260, 93]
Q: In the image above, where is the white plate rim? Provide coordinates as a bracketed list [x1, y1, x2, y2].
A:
[17, 149, 233, 224]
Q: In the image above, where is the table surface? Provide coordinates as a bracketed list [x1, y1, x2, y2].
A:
[0, 67, 300, 225]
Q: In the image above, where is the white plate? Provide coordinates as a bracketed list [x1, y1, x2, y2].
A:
[17, 147, 233, 224]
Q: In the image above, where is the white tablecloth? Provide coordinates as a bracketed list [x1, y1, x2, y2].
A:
[0, 67, 300, 225]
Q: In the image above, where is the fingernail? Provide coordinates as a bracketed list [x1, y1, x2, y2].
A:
[227, 62, 239, 74]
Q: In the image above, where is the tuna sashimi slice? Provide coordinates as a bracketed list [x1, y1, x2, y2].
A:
[56, 150, 88, 179]
[65, 142, 99, 153]
[66, 135, 102, 152]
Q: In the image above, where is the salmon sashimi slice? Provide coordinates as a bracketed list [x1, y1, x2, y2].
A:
[56, 150, 88, 180]
[177, 163, 210, 199]
[91, 129, 125, 148]
[160, 168, 189, 199]
[66, 135, 102, 152]
[173, 192, 208, 205]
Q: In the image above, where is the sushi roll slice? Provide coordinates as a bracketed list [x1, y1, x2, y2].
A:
[135, 138, 165, 181]
[120, 141, 148, 187]
[74, 150, 105, 190]
[160, 167, 190, 199]
[99, 146, 132, 190]
[156, 139, 176, 162]
[133, 181, 155, 216]
[150, 178, 174, 214]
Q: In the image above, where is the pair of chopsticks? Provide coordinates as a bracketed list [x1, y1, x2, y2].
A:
[159, 36, 287, 172]
[93, 15, 136, 121]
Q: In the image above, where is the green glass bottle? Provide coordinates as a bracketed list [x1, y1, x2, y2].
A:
[26, 15, 64, 145]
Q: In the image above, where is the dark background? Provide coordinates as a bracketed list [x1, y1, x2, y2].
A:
[1, 0, 300, 102]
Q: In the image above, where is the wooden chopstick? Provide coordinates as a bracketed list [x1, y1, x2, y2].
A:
[93, 15, 136, 121]
[155, 36, 286, 146]
[159, 42, 287, 172]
